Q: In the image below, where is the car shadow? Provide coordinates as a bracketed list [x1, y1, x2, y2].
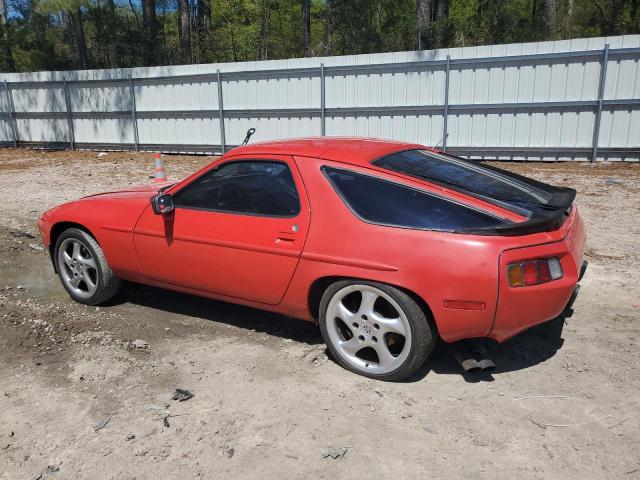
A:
[110, 282, 323, 346]
[110, 282, 566, 382]
[407, 316, 567, 383]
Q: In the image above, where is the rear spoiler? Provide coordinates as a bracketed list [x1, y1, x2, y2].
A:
[455, 185, 575, 236]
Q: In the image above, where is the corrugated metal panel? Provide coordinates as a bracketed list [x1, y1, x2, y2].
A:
[1, 35, 639, 160]
[14, 118, 69, 143]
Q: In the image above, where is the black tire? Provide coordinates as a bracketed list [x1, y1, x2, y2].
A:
[318, 279, 437, 382]
[54, 228, 121, 305]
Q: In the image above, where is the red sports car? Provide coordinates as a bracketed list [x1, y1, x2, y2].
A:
[38, 138, 586, 381]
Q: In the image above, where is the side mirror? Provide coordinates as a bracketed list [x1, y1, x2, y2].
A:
[151, 193, 174, 215]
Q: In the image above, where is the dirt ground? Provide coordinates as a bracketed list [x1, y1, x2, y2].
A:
[0, 148, 639, 480]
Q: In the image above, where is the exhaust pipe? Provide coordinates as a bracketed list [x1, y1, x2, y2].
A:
[450, 343, 481, 373]
[465, 341, 497, 372]
[478, 358, 497, 372]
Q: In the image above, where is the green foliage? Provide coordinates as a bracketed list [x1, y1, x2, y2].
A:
[326, 0, 416, 54]
[0, 0, 638, 72]
[34, 0, 88, 15]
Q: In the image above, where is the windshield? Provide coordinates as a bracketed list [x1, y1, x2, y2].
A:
[373, 150, 555, 214]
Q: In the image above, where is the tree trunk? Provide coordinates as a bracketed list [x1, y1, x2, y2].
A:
[563, 0, 574, 33]
[302, 0, 311, 55]
[142, 0, 157, 66]
[104, 0, 124, 67]
[195, 0, 211, 62]
[434, 0, 448, 47]
[0, 0, 7, 24]
[545, 0, 557, 38]
[531, 0, 536, 23]
[229, 23, 238, 62]
[197, 0, 211, 32]
[0, 27, 13, 70]
[178, 0, 191, 63]
[416, 0, 431, 50]
[259, 0, 270, 60]
[324, 0, 333, 55]
[69, 8, 89, 68]
[0, 0, 14, 70]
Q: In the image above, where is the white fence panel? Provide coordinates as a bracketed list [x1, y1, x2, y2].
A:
[1, 35, 639, 161]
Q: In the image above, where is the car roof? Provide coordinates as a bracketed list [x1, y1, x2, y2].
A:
[228, 137, 426, 167]
[226, 137, 527, 223]
[210, 136, 531, 224]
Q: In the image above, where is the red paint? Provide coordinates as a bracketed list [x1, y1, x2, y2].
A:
[38, 138, 586, 343]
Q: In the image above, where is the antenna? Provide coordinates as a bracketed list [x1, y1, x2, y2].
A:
[434, 132, 449, 149]
[242, 128, 256, 146]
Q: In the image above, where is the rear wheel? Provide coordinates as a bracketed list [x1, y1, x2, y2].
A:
[318, 280, 436, 381]
[54, 228, 121, 305]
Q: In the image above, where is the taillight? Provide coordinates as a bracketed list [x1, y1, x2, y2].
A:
[507, 258, 563, 287]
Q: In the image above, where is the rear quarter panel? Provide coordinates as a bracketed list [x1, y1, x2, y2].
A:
[284, 156, 505, 341]
[284, 156, 586, 343]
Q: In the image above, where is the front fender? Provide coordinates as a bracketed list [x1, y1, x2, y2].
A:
[38, 194, 152, 281]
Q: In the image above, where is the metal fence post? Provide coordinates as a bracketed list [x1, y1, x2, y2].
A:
[216, 70, 226, 154]
[3, 80, 18, 147]
[442, 55, 451, 152]
[128, 74, 139, 152]
[591, 43, 609, 163]
[63, 79, 75, 150]
[320, 63, 326, 136]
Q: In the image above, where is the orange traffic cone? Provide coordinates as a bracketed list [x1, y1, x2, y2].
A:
[153, 153, 168, 183]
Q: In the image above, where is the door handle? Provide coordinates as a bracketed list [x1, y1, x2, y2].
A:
[276, 232, 296, 243]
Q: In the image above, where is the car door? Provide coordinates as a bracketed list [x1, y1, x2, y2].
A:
[133, 154, 309, 305]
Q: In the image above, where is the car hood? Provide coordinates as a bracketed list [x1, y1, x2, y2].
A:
[38, 182, 178, 247]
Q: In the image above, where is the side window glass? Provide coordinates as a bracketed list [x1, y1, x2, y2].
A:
[174, 161, 300, 217]
[323, 167, 507, 231]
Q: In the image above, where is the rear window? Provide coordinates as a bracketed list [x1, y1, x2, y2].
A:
[373, 150, 554, 214]
[323, 167, 508, 232]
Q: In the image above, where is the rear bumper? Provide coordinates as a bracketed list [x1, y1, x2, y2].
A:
[488, 209, 586, 343]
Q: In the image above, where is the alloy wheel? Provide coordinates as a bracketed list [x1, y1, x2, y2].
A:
[57, 238, 99, 299]
[325, 284, 412, 375]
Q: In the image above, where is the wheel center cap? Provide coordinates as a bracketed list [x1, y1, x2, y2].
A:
[362, 324, 373, 335]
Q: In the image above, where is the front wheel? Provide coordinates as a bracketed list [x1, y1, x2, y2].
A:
[54, 228, 121, 305]
[318, 280, 436, 381]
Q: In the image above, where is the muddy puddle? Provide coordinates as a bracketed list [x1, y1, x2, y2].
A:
[1, 252, 67, 300]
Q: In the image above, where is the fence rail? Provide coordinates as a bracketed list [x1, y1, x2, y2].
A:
[1, 37, 639, 161]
